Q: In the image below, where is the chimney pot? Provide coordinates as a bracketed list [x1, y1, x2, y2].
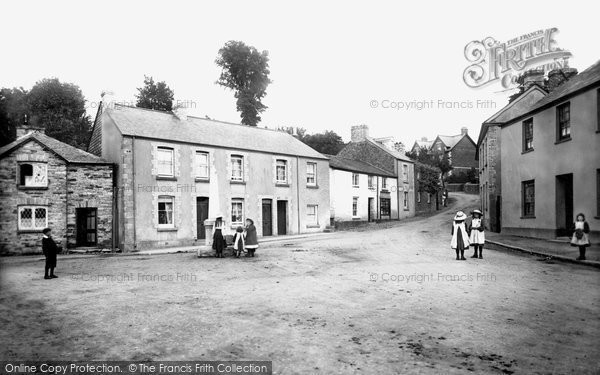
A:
[351, 124, 369, 142]
[461, 127, 468, 136]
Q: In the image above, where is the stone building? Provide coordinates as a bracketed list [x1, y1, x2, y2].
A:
[88, 103, 330, 251]
[336, 125, 416, 220]
[0, 124, 114, 255]
[476, 84, 547, 232]
[430, 128, 477, 177]
[409, 137, 433, 155]
[494, 61, 600, 239]
[328, 154, 397, 224]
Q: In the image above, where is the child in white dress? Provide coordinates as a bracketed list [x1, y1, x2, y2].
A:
[469, 210, 486, 259]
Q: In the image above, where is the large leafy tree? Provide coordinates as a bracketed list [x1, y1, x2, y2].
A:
[215, 41, 272, 126]
[278, 127, 346, 155]
[135, 75, 174, 111]
[0, 87, 28, 147]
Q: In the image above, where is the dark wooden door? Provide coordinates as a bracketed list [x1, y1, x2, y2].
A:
[368, 198, 374, 222]
[555, 174, 573, 237]
[262, 199, 273, 236]
[196, 197, 209, 239]
[277, 200, 287, 235]
[76, 208, 97, 247]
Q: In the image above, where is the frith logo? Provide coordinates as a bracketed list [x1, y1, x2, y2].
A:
[463, 28, 572, 89]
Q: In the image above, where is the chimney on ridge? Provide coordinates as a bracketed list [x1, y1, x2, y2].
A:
[351, 124, 369, 142]
[461, 127, 468, 136]
[16, 115, 44, 138]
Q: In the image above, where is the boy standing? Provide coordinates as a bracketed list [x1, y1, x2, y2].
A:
[42, 228, 59, 279]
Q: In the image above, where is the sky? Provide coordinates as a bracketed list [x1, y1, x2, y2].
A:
[2, 0, 599, 147]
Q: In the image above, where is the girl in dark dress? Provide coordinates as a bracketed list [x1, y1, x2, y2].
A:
[42, 228, 59, 279]
[212, 217, 226, 258]
[244, 219, 258, 257]
[570, 213, 591, 260]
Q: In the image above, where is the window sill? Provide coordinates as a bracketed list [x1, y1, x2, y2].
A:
[230, 180, 246, 185]
[307, 184, 319, 189]
[352, 217, 362, 220]
[17, 185, 48, 190]
[555, 137, 571, 145]
[520, 216, 536, 219]
[276, 182, 290, 187]
[156, 176, 177, 181]
[157, 227, 178, 232]
[18, 229, 45, 234]
[306, 224, 320, 229]
[230, 224, 244, 229]
[521, 148, 534, 154]
[195, 177, 210, 183]
[352, 185, 360, 188]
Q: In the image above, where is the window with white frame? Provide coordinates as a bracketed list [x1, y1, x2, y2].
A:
[195, 151, 209, 179]
[403, 192, 409, 209]
[352, 173, 359, 187]
[18, 206, 48, 231]
[306, 162, 317, 186]
[231, 155, 244, 181]
[158, 196, 174, 227]
[402, 164, 409, 182]
[368, 175, 375, 190]
[157, 147, 174, 176]
[18, 163, 47, 187]
[231, 199, 244, 225]
[276, 159, 288, 183]
[352, 197, 359, 217]
[307, 204, 318, 225]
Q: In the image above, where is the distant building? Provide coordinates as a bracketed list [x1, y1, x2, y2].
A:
[328, 154, 397, 223]
[410, 137, 433, 155]
[494, 62, 600, 239]
[476, 84, 548, 232]
[0, 124, 114, 254]
[88, 103, 330, 251]
[336, 125, 416, 220]
[430, 127, 478, 176]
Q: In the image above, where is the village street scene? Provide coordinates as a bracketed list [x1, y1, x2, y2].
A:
[1, 1, 599, 374]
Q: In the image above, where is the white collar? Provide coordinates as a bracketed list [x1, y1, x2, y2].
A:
[43, 235, 49, 239]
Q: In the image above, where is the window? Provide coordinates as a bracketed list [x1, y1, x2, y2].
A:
[368, 175, 375, 190]
[195, 151, 209, 179]
[382, 178, 388, 190]
[522, 180, 535, 217]
[157, 147, 174, 176]
[231, 155, 244, 181]
[557, 102, 571, 141]
[403, 191, 409, 210]
[523, 118, 533, 152]
[352, 197, 358, 217]
[402, 164, 409, 182]
[352, 173, 359, 187]
[307, 205, 318, 225]
[427, 193, 431, 204]
[380, 198, 391, 216]
[18, 163, 47, 187]
[417, 192, 421, 203]
[276, 159, 287, 183]
[306, 162, 317, 186]
[231, 199, 244, 225]
[158, 196, 174, 227]
[18, 206, 47, 230]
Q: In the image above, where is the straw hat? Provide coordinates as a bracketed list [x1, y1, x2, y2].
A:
[472, 209, 483, 216]
[454, 211, 467, 221]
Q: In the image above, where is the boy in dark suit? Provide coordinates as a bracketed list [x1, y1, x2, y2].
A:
[42, 228, 59, 279]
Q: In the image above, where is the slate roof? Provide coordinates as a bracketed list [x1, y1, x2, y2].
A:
[105, 104, 327, 160]
[328, 155, 396, 177]
[413, 139, 433, 149]
[0, 132, 111, 164]
[367, 138, 414, 162]
[436, 134, 464, 149]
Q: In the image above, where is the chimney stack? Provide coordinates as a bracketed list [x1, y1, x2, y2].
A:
[546, 68, 578, 92]
[16, 115, 44, 138]
[351, 124, 369, 142]
[461, 127, 468, 136]
[522, 68, 545, 90]
[394, 142, 406, 154]
[172, 105, 188, 121]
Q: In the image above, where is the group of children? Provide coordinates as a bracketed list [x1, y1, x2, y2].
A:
[450, 209, 486, 260]
[451, 209, 592, 261]
[212, 217, 259, 258]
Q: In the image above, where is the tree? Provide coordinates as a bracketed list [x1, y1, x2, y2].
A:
[135, 75, 174, 111]
[27, 78, 91, 149]
[0, 87, 28, 147]
[416, 164, 441, 195]
[302, 131, 346, 155]
[215, 41, 272, 126]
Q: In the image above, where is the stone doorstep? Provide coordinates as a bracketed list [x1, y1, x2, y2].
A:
[486, 240, 600, 269]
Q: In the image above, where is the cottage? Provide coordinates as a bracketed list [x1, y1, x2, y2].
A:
[88, 103, 330, 251]
[328, 154, 397, 224]
[496, 61, 600, 239]
[0, 124, 114, 255]
[336, 125, 416, 220]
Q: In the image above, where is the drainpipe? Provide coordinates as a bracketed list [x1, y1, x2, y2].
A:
[65, 165, 69, 251]
[296, 156, 301, 234]
[376, 176, 380, 220]
[131, 136, 137, 249]
[112, 163, 117, 252]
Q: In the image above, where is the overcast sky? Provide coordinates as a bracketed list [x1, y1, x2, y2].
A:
[2, 0, 598, 146]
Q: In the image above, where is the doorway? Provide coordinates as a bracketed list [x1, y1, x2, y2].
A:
[368, 198, 374, 222]
[262, 199, 273, 236]
[76, 208, 97, 247]
[196, 197, 209, 239]
[277, 200, 287, 235]
[555, 174, 573, 237]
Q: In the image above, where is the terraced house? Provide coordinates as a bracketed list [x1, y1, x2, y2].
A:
[0, 123, 114, 254]
[88, 103, 330, 251]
